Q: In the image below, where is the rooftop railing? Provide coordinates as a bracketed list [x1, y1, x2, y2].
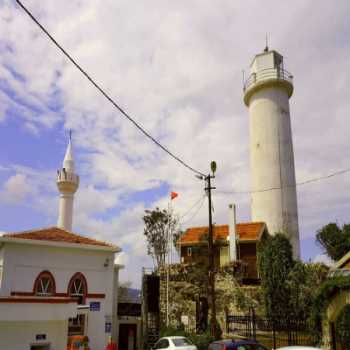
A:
[243, 67, 293, 92]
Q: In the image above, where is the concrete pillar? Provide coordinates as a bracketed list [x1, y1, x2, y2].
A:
[228, 204, 237, 261]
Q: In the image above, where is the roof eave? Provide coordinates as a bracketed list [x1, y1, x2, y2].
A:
[0, 237, 121, 253]
[334, 250, 350, 269]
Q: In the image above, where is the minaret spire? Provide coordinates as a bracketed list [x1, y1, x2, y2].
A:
[57, 131, 79, 231]
[63, 130, 75, 172]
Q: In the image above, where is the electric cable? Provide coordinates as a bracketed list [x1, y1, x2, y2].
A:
[217, 167, 350, 195]
[179, 194, 206, 220]
[179, 195, 206, 226]
[15, 0, 206, 178]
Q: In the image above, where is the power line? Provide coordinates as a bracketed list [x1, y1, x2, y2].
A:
[217, 167, 350, 195]
[179, 194, 206, 220]
[15, 0, 205, 178]
[180, 195, 206, 226]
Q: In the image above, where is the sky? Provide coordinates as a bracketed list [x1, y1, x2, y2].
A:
[0, 0, 349, 287]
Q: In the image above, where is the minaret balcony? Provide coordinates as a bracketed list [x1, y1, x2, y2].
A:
[243, 67, 293, 106]
[57, 170, 79, 194]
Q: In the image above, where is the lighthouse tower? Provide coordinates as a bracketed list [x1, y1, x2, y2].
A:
[243, 48, 300, 258]
[57, 135, 79, 231]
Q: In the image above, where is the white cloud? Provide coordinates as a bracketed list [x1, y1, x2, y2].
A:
[1, 0, 350, 284]
[313, 254, 334, 267]
[1, 173, 32, 204]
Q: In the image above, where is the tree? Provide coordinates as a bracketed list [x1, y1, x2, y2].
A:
[172, 230, 184, 255]
[258, 233, 294, 321]
[143, 207, 179, 269]
[316, 223, 350, 261]
[287, 261, 329, 320]
[118, 281, 133, 302]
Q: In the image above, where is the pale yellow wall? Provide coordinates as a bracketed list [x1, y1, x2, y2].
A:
[220, 246, 229, 266]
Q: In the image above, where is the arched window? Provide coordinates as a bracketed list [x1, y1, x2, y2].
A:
[68, 272, 87, 304]
[33, 271, 56, 296]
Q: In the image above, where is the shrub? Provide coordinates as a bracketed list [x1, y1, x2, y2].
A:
[159, 325, 187, 338]
[336, 304, 350, 349]
[188, 331, 214, 350]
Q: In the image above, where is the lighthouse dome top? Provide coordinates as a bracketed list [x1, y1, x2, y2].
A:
[243, 49, 294, 106]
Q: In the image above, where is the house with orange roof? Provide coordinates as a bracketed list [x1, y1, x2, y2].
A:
[178, 204, 268, 284]
[0, 139, 123, 350]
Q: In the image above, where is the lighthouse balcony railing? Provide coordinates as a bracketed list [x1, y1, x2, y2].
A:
[243, 67, 293, 92]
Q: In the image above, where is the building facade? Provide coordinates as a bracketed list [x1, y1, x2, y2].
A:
[0, 227, 121, 350]
[179, 222, 267, 283]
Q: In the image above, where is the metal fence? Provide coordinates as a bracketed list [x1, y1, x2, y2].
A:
[226, 312, 317, 349]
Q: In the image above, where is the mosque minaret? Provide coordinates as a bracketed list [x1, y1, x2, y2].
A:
[57, 135, 79, 231]
[243, 48, 300, 258]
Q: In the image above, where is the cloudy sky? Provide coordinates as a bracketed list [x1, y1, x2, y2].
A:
[0, 0, 349, 286]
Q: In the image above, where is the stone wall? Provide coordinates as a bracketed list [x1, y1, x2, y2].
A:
[158, 263, 261, 333]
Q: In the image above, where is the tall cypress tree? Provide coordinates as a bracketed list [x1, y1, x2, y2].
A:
[258, 233, 294, 322]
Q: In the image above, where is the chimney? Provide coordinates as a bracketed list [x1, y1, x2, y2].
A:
[228, 204, 237, 261]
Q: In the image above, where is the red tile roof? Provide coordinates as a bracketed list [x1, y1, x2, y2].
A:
[179, 222, 266, 245]
[3, 226, 115, 248]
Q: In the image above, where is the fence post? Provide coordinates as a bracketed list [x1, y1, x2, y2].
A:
[272, 320, 276, 350]
[252, 308, 256, 341]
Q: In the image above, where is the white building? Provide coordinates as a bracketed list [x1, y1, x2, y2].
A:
[0, 138, 122, 350]
[243, 48, 300, 258]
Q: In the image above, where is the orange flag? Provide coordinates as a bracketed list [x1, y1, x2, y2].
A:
[171, 192, 178, 200]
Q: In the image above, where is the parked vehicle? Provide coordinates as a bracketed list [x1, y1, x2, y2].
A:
[153, 336, 198, 350]
[208, 339, 267, 350]
[276, 347, 322, 350]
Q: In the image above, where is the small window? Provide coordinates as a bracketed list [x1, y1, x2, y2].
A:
[68, 272, 87, 304]
[187, 247, 192, 257]
[34, 271, 55, 296]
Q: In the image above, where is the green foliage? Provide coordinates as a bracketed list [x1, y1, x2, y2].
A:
[172, 230, 184, 254]
[310, 276, 350, 340]
[316, 223, 350, 261]
[287, 261, 329, 320]
[336, 304, 350, 349]
[258, 233, 294, 320]
[188, 331, 214, 350]
[143, 207, 179, 268]
[118, 281, 133, 302]
[208, 319, 222, 339]
[159, 326, 187, 338]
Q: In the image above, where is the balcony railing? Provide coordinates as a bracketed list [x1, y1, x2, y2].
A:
[243, 67, 293, 92]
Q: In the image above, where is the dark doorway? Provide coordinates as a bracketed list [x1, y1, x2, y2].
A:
[30, 345, 50, 350]
[119, 324, 137, 350]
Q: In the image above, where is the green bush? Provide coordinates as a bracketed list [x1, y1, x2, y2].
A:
[310, 275, 350, 341]
[336, 304, 350, 350]
[159, 325, 187, 338]
[188, 331, 214, 350]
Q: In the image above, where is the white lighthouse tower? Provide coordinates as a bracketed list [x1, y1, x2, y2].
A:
[243, 48, 300, 258]
[57, 135, 79, 231]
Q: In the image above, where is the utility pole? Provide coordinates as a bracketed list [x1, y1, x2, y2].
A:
[202, 161, 217, 338]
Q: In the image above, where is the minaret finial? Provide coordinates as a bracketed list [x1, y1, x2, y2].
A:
[69, 129, 72, 142]
[264, 34, 269, 52]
